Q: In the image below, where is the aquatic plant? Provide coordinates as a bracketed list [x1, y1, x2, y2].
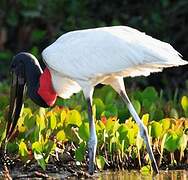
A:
[0, 85, 187, 171]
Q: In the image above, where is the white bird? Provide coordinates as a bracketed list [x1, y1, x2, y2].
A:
[6, 26, 188, 174]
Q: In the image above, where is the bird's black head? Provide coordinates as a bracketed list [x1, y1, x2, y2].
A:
[6, 52, 50, 140]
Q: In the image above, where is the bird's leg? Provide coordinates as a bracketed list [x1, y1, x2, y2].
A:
[109, 77, 159, 173]
[86, 97, 97, 175]
[119, 90, 159, 173]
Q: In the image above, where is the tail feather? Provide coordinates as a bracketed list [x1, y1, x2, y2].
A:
[178, 59, 188, 66]
[137, 30, 188, 67]
[123, 59, 187, 78]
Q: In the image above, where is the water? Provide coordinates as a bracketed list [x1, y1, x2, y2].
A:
[0, 170, 187, 179]
[93, 170, 188, 180]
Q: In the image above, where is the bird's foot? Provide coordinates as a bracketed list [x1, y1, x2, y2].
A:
[139, 125, 159, 174]
[88, 160, 95, 175]
[88, 138, 97, 175]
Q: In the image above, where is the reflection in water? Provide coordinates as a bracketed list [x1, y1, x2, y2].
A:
[0, 170, 187, 179]
[94, 170, 188, 180]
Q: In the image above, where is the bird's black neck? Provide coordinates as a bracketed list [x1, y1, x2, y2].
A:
[11, 52, 49, 107]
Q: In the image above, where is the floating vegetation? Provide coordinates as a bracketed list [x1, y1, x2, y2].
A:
[0, 85, 187, 173]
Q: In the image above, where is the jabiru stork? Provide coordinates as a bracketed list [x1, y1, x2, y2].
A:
[6, 26, 188, 174]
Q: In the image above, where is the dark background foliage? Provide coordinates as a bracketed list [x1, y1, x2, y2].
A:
[0, 0, 187, 96]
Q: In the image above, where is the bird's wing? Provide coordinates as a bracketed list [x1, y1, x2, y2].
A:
[42, 26, 187, 82]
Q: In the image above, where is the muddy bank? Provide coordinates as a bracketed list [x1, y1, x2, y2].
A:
[0, 156, 188, 179]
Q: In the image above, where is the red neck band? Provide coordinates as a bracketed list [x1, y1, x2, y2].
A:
[37, 68, 57, 106]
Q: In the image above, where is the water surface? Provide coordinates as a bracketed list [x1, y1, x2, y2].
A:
[93, 170, 188, 180]
[0, 170, 187, 179]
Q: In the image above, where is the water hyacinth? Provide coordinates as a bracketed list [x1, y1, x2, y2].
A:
[0, 86, 187, 171]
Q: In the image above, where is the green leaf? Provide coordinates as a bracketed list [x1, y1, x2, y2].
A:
[140, 165, 151, 174]
[30, 46, 39, 57]
[110, 136, 119, 152]
[21, 10, 41, 18]
[141, 113, 149, 126]
[179, 133, 187, 151]
[78, 122, 89, 141]
[96, 155, 106, 171]
[29, 126, 40, 143]
[24, 116, 36, 130]
[34, 152, 46, 170]
[127, 128, 137, 145]
[104, 88, 117, 104]
[164, 132, 181, 152]
[143, 99, 152, 111]
[118, 124, 128, 141]
[60, 109, 67, 124]
[0, 120, 6, 143]
[160, 118, 171, 131]
[6, 142, 19, 153]
[6, 10, 18, 26]
[153, 109, 164, 120]
[170, 108, 179, 119]
[31, 29, 46, 43]
[50, 114, 57, 130]
[142, 87, 158, 102]
[94, 86, 116, 103]
[64, 125, 80, 143]
[149, 103, 157, 120]
[105, 118, 119, 135]
[136, 134, 143, 150]
[96, 120, 105, 132]
[19, 141, 28, 157]
[132, 100, 141, 115]
[159, 133, 167, 165]
[133, 90, 143, 102]
[43, 141, 55, 161]
[0, 51, 12, 60]
[56, 130, 66, 141]
[181, 96, 188, 117]
[65, 110, 82, 127]
[102, 104, 118, 118]
[32, 141, 43, 153]
[93, 98, 105, 119]
[22, 108, 33, 117]
[151, 122, 163, 138]
[36, 115, 46, 131]
[75, 142, 86, 162]
[161, 0, 170, 7]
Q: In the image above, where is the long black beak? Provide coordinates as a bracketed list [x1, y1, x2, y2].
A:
[6, 62, 26, 140]
[5, 52, 50, 140]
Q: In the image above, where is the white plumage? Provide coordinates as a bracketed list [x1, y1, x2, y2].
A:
[7, 26, 187, 175]
[42, 26, 187, 99]
[41, 26, 187, 174]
